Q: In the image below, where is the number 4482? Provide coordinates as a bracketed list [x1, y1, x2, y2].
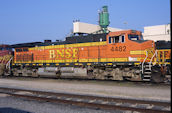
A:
[111, 46, 126, 52]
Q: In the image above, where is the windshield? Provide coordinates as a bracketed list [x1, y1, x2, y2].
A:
[128, 35, 140, 41]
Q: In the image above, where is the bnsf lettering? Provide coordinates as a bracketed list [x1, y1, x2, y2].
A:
[49, 48, 78, 59]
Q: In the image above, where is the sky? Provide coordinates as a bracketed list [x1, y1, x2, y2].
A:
[0, 0, 170, 44]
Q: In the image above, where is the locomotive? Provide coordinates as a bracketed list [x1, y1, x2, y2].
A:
[0, 6, 170, 82]
[1, 29, 168, 82]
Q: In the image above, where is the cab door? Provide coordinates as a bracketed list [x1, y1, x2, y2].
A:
[106, 34, 128, 62]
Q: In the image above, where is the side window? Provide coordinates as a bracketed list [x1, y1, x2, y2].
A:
[108, 35, 125, 44]
[121, 35, 125, 42]
[114, 36, 119, 43]
[113, 35, 125, 43]
[109, 37, 112, 44]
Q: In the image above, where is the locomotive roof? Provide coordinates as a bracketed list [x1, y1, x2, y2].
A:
[10, 33, 107, 48]
[11, 42, 43, 48]
[0, 44, 11, 48]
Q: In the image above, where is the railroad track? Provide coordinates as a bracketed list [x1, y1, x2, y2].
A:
[0, 87, 170, 113]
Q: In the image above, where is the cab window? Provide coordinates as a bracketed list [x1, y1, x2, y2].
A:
[128, 35, 139, 40]
[109, 35, 125, 43]
[122, 36, 125, 42]
[109, 37, 112, 44]
[114, 36, 119, 43]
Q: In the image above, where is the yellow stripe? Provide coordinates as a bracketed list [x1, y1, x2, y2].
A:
[79, 59, 88, 62]
[29, 41, 106, 51]
[88, 59, 98, 62]
[75, 63, 82, 65]
[107, 63, 112, 65]
[114, 58, 128, 62]
[134, 63, 140, 65]
[14, 58, 129, 64]
[87, 63, 91, 65]
[79, 63, 83, 65]
[65, 63, 69, 65]
[130, 50, 145, 55]
[160, 62, 170, 64]
[136, 57, 144, 61]
[65, 59, 74, 62]
[100, 58, 107, 62]
[157, 49, 170, 51]
[75, 63, 79, 65]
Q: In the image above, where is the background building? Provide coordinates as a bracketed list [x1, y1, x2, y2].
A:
[73, 22, 122, 34]
[142, 24, 170, 41]
[73, 22, 171, 42]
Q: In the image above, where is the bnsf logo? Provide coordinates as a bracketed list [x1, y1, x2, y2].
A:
[49, 48, 78, 59]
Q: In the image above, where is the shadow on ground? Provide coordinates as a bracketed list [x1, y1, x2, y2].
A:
[0, 107, 31, 113]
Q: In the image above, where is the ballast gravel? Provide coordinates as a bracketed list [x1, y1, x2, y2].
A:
[0, 78, 170, 101]
[0, 95, 121, 113]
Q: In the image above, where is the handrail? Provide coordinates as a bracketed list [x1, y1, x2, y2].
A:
[148, 50, 157, 70]
[142, 51, 148, 74]
[6, 57, 13, 71]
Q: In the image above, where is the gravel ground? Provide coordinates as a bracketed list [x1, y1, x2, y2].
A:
[0, 78, 170, 101]
[0, 94, 121, 113]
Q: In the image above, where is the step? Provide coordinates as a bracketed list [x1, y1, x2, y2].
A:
[145, 65, 151, 67]
[143, 79, 150, 81]
[165, 75, 171, 78]
[143, 75, 151, 77]
[144, 72, 152, 74]
[144, 68, 151, 71]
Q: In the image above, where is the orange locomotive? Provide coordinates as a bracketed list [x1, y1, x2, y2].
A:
[11, 30, 170, 82]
